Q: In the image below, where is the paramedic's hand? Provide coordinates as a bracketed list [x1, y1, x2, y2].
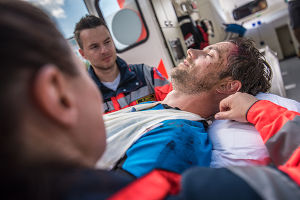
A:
[214, 92, 258, 122]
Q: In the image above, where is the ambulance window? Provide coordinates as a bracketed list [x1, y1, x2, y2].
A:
[97, 0, 149, 52]
[233, 0, 268, 21]
[25, 0, 89, 62]
[25, 0, 89, 39]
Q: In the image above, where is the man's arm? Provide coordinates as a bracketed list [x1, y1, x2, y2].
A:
[151, 67, 172, 101]
[215, 92, 300, 139]
[215, 93, 300, 180]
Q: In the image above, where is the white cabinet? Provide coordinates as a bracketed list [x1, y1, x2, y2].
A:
[152, 0, 178, 28]
[151, 0, 187, 66]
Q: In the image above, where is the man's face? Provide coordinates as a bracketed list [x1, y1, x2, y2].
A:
[68, 55, 106, 163]
[171, 42, 236, 94]
[79, 25, 117, 71]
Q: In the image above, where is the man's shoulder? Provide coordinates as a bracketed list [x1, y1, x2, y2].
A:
[128, 63, 150, 71]
[117, 56, 148, 69]
[127, 63, 154, 81]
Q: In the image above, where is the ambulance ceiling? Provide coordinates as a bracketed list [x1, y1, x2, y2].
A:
[214, 0, 284, 22]
[218, 0, 253, 13]
[217, 0, 284, 13]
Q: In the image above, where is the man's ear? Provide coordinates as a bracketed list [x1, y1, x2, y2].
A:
[32, 65, 78, 127]
[78, 48, 86, 59]
[216, 79, 242, 95]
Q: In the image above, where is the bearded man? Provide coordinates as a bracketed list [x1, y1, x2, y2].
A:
[97, 38, 272, 178]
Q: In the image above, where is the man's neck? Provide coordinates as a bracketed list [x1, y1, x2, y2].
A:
[162, 90, 221, 119]
[93, 63, 120, 82]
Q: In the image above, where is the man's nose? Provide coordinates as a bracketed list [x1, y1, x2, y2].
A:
[100, 46, 109, 54]
[187, 49, 203, 59]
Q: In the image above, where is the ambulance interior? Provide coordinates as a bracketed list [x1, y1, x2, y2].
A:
[27, 0, 300, 101]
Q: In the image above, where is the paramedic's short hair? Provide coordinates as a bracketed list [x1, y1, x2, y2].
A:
[220, 38, 272, 96]
[0, 0, 78, 148]
[74, 15, 108, 49]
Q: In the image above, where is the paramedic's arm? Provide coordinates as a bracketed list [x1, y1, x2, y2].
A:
[215, 92, 300, 166]
[214, 92, 258, 122]
[152, 66, 172, 101]
[144, 65, 172, 101]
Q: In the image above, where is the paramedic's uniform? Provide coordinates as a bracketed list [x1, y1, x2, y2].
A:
[88, 57, 172, 113]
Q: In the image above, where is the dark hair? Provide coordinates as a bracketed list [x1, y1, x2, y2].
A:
[220, 37, 272, 95]
[0, 0, 78, 163]
[74, 15, 108, 49]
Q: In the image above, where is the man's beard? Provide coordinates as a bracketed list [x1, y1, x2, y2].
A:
[170, 67, 218, 94]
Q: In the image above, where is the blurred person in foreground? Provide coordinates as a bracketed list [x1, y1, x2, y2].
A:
[0, 1, 178, 199]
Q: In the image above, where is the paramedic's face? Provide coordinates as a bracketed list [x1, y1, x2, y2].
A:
[79, 25, 117, 71]
[171, 42, 236, 94]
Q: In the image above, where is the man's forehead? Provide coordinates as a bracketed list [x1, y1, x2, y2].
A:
[81, 27, 110, 46]
[206, 42, 234, 50]
[81, 26, 109, 39]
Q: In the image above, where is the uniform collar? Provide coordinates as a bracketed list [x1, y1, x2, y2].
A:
[116, 56, 136, 85]
[87, 56, 137, 100]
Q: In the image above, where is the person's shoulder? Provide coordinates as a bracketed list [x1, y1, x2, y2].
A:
[117, 56, 144, 70]
[128, 63, 150, 70]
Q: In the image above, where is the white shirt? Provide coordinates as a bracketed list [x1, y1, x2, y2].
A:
[209, 93, 300, 168]
[102, 73, 121, 91]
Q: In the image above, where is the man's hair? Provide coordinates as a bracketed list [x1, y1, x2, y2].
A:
[220, 38, 272, 96]
[0, 0, 78, 162]
[74, 15, 108, 49]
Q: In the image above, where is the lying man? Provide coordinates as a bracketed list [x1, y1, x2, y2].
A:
[97, 37, 273, 178]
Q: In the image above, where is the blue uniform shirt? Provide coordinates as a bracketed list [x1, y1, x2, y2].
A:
[120, 104, 212, 177]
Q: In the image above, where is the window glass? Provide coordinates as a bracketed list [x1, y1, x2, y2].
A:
[98, 0, 148, 52]
[24, 0, 89, 62]
[24, 0, 89, 39]
[232, 0, 268, 21]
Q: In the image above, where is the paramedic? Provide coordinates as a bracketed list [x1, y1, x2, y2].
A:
[0, 1, 177, 199]
[74, 15, 172, 113]
[178, 92, 300, 200]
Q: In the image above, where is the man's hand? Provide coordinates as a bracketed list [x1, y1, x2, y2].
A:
[214, 92, 258, 122]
